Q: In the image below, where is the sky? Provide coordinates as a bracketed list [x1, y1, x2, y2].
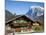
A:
[5, 0, 44, 15]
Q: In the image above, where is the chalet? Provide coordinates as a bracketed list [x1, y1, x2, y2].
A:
[5, 7, 44, 33]
[6, 14, 41, 32]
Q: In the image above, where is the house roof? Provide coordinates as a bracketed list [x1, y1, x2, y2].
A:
[5, 10, 23, 23]
[5, 7, 44, 24]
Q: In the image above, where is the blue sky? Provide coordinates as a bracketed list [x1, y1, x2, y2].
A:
[5, 0, 44, 15]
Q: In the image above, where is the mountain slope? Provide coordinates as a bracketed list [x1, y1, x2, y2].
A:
[26, 6, 44, 24]
[5, 10, 15, 23]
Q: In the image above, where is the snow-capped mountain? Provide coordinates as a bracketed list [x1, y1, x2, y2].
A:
[26, 6, 44, 24]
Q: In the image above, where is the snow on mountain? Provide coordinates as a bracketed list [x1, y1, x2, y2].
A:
[26, 6, 44, 24]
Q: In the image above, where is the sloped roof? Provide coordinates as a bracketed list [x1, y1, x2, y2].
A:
[5, 6, 44, 24]
[5, 10, 23, 23]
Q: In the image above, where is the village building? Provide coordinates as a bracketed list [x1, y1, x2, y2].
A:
[5, 7, 44, 33]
